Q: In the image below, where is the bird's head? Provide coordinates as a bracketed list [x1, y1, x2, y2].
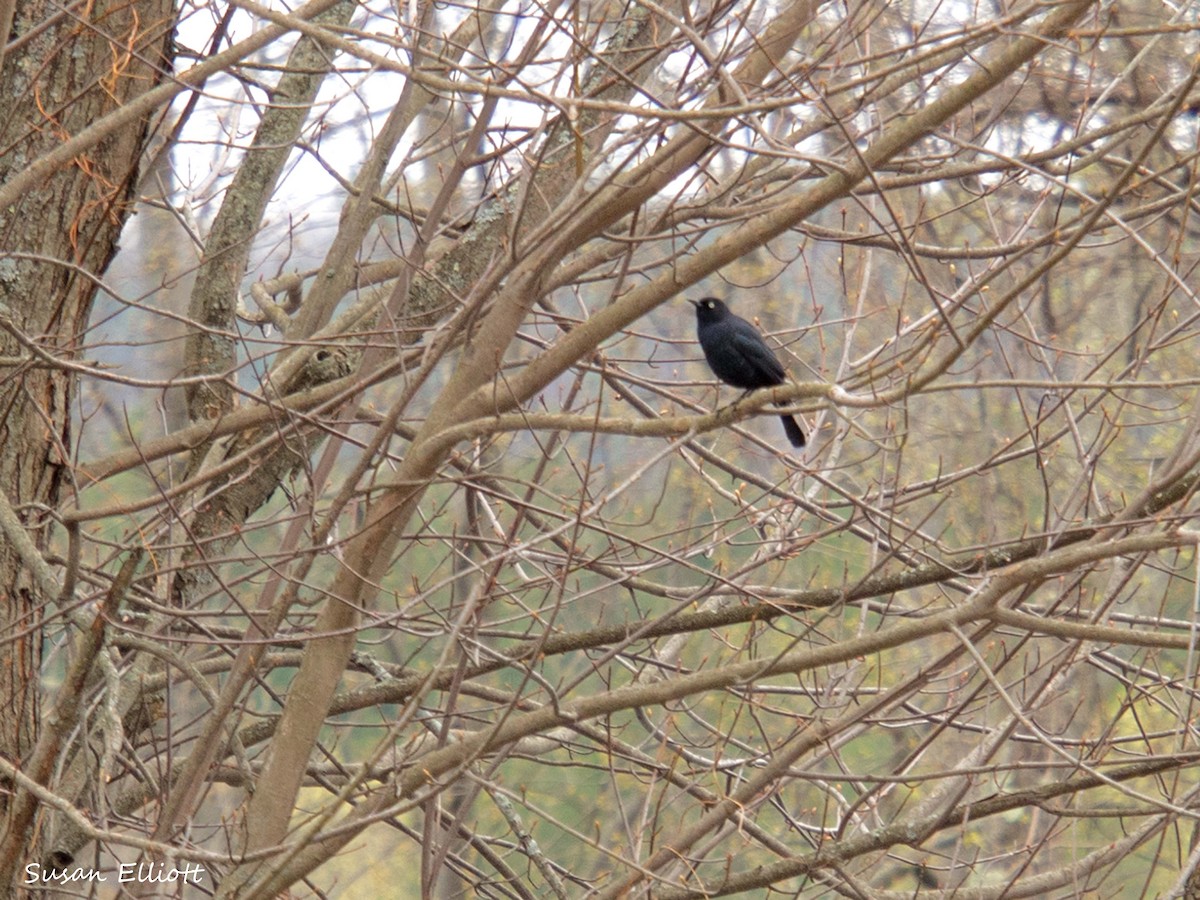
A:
[689, 296, 728, 322]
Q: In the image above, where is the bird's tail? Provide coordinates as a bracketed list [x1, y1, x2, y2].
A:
[780, 414, 805, 448]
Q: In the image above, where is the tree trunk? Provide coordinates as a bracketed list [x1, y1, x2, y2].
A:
[0, 0, 173, 868]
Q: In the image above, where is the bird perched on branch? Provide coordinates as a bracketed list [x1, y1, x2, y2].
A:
[689, 296, 805, 448]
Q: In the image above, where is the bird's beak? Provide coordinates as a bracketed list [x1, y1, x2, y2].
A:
[686, 299, 699, 308]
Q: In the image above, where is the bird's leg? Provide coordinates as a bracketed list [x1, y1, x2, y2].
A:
[716, 389, 752, 413]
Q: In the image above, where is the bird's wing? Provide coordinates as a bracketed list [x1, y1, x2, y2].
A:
[729, 329, 787, 383]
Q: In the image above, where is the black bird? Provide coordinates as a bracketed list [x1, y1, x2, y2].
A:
[689, 297, 805, 447]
